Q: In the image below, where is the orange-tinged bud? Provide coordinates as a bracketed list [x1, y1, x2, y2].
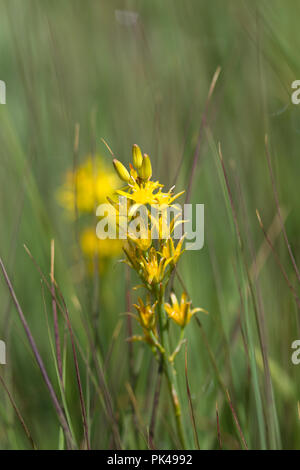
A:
[113, 159, 130, 182]
[132, 144, 143, 169]
[139, 154, 152, 180]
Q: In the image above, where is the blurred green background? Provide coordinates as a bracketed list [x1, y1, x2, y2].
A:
[1, 0, 300, 450]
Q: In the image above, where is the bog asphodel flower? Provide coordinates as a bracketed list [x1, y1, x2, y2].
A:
[140, 247, 171, 285]
[57, 155, 120, 214]
[116, 180, 162, 206]
[108, 145, 189, 289]
[109, 143, 206, 449]
[161, 236, 185, 266]
[123, 243, 170, 286]
[130, 297, 162, 348]
[112, 145, 184, 209]
[123, 240, 143, 271]
[165, 292, 206, 328]
[127, 230, 152, 251]
[133, 297, 157, 331]
[57, 156, 123, 271]
[81, 227, 123, 259]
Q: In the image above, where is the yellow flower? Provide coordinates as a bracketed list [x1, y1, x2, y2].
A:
[132, 297, 159, 346]
[165, 292, 204, 328]
[152, 189, 185, 208]
[116, 182, 184, 209]
[80, 227, 123, 259]
[116, 180, 163, 206]
[57, 156, 120, 214]
[140, 247, 171, 285]
[123, 240, 141, 271]
[123, 242, 169, 285]
[127, 230, 152, 251]
[111, 148, 184, 208]
[161, 236, 185, 265]
[133, 297, 157, 330]
[148, 208, 185, 241]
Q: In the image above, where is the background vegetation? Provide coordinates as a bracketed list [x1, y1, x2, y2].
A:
[0, 0, 300, 449]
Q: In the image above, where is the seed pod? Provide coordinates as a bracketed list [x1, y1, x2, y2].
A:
[113, 159, 130, 182]
[132, 144, 143, 169]
[139, 154, 152, 180]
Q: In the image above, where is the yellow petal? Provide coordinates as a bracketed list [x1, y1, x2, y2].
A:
[170, 292, 179, 310]
[191, 307, 209, 315]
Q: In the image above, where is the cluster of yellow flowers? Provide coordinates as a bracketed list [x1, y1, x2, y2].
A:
[57, 156, 123, 270]
[110, 145, 206, 448]
[57, 147, 204, 333]
[111, 145, 204, 342]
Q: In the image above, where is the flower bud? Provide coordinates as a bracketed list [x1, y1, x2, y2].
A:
[139, 154, 152, 180]
[132, 144, 143, 169]
[113, 159, 130, 182]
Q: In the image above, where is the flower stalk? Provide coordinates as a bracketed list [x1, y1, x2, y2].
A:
[109, 144, 206, 448]
[155, 284, 186, 449]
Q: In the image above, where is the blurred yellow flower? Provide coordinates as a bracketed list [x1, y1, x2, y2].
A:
[57, 155, 123, 273]
[57, 156, 120, 214]
[80, 227, 123, 259]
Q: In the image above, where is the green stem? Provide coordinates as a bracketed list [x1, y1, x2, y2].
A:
[155, 285, 186, 449]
